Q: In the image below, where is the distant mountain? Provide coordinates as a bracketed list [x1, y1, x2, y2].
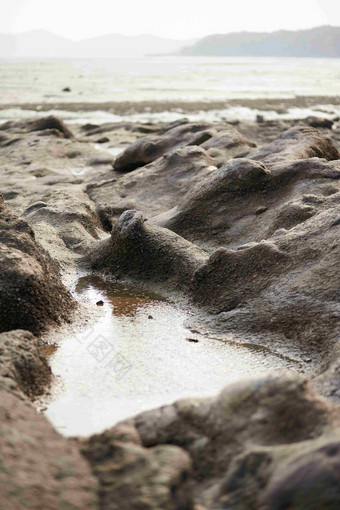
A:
[0, 30, 196, 58]
[0, 30, 74, 58]
[75, 34, 197, 57]
[180, 26, 340, 58]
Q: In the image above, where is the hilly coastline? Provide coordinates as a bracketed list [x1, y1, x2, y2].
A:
[2, 26, 340, 59]
[0, 29, 197, 58]
[180, 25, 340, 57]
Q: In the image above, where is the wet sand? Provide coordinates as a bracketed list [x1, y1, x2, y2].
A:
[1, 95, 340, 115]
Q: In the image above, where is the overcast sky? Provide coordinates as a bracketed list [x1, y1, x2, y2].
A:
[2, 0, 340, 40]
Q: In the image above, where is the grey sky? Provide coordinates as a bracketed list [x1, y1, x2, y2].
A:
[2, 0, 340, 40]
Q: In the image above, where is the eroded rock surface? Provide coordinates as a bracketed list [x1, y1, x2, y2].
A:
[23, 189, 102, 267]
[83, 373, 340, 510]
[249, 125, 339, 163]
[0, 329, 51, 399]
[0, 194, 76, 334]
[1, 113, 340, 510]
[114, 120, 254, 172]
[0, 389, 98, 510]
[0, 115, 74, 139]
[81, 423, 193, 510]
[88, 209, 207, 291]
[88, 146, 216, 222]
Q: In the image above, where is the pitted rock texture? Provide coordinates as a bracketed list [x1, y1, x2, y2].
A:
[81, 422, 193, 510]
[248, 125, 339, 164]
[157, 155, 340, 247]
[23, 189, 102, 267]
[86, 373, 340, 510]
[0, 390, 98, 510]
[0, 194, 76, 334]
[0, 329, 51, 399]
[89, 209, 207, 291]
[1, 114, 340, 510]
[88, 146, 216, 222]
[114, 120, 254, 172]
[0, 117, 115, 217]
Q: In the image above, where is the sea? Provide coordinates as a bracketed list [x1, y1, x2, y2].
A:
[1, 56, 340, 124]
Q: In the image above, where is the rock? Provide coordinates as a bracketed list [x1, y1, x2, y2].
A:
[260, 440, 340, 510]
[156, 153, 340, 248]
[131, 373, 336, 509]
[0, 329, 51, 399]
[256, 114, 265, 123]
[200, 127, 256, 166]
[88, 209, 207, 291]
[255, 205, 268, 214]
[88, 152, 340, 354]
[0, 118, 114, 214]
[88, 146, 216, 218]
[114, 121, 211, 172]
[95, 203, 117, 232]
[62, 86, 71, 92]
[113, 121, 253, 172]
[187, 195, 340, 353]
[81, 123, 100, 132]
[156, 158, 272, 245]
[305, 116, 334, 129]
[191, 240, 289, 312]
[330, 215, 340, 227]
[266, 200, 316, 235]
[23, 189, 102, 267]
[0, 390, 98, 510]
[0, 115, 74, 139]
[81, 423, 193, 510]
[0, 194, 76, 334]
[96, 136, 110, 143]
[249, 125, 339, 164]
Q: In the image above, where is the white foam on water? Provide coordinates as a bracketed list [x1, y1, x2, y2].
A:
[1, 104, 339, 126]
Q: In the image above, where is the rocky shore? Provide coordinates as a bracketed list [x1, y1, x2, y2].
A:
[0, 109, 340, 509]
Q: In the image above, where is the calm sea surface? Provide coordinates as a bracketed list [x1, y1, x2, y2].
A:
[1, 56, 340, 123]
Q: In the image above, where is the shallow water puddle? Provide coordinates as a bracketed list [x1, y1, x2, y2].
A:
[42, 275, 302, 437]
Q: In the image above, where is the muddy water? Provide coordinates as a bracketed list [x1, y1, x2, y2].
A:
[42, 275, 304, 437]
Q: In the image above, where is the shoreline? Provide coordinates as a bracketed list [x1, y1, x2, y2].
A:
[1, 95, 340, 115]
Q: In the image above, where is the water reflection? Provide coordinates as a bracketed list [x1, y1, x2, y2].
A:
[41, 275, 305, 438]
[76, 275, 166, 317]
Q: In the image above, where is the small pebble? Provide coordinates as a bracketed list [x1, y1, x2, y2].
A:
[186, 338, 199, 343]
[255, 206, 268, 215]
[330, 216, 340, 227]
[96, 300, 104, 306]
[148, 315, 153, 319]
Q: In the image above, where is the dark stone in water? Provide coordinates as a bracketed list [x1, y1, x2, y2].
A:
[96, 300, 104, 306]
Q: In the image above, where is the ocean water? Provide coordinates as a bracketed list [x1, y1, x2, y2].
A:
[1, 56, 340, 123]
